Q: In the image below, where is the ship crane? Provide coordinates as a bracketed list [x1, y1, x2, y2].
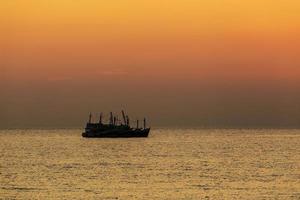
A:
[121, 110, 127, 125]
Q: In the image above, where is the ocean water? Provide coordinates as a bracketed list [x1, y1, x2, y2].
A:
[0, 129, 299, 200]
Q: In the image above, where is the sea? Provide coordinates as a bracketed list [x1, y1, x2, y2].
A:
[0, 129, 299, 200]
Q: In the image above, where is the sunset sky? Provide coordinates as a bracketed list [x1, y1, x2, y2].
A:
[1, 0, 300, 128]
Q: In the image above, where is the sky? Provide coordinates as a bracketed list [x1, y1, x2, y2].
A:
[1, 0, 300, 128]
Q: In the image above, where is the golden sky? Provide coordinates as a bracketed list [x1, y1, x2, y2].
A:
[1, 0, 300, 128]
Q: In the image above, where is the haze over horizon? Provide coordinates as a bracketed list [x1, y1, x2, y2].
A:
[1, 0, 300, 129]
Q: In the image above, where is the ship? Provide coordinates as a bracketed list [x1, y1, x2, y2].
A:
[82, 110, 150, 138]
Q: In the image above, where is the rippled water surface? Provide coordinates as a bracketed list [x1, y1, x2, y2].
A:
[1, 129, 300, 199]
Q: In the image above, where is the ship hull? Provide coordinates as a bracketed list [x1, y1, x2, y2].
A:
[82, 128, 150, 138]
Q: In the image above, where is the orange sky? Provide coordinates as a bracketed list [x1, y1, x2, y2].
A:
[2, 0, 300, 78]
[1, 0, 300, 128]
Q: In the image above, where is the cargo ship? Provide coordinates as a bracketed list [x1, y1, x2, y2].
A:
[82, 110, 150, 138]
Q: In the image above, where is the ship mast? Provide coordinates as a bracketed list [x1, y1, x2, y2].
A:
[99, 113, 102, 124]
[143, 118, 146, 129]
[126, 115, 130, 127]
[89, 113, 92, 123]
[113, 116, 116, 125]
[110, 112, 113, 125]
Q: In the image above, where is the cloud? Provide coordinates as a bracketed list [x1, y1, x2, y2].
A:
[47, 76, 73, 82]
[98, 69, 129, 76]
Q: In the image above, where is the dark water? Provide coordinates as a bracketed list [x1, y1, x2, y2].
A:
[1, 129, 300, 199]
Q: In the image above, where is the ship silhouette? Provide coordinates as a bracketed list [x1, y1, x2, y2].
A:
[82, 110, 150, 138]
